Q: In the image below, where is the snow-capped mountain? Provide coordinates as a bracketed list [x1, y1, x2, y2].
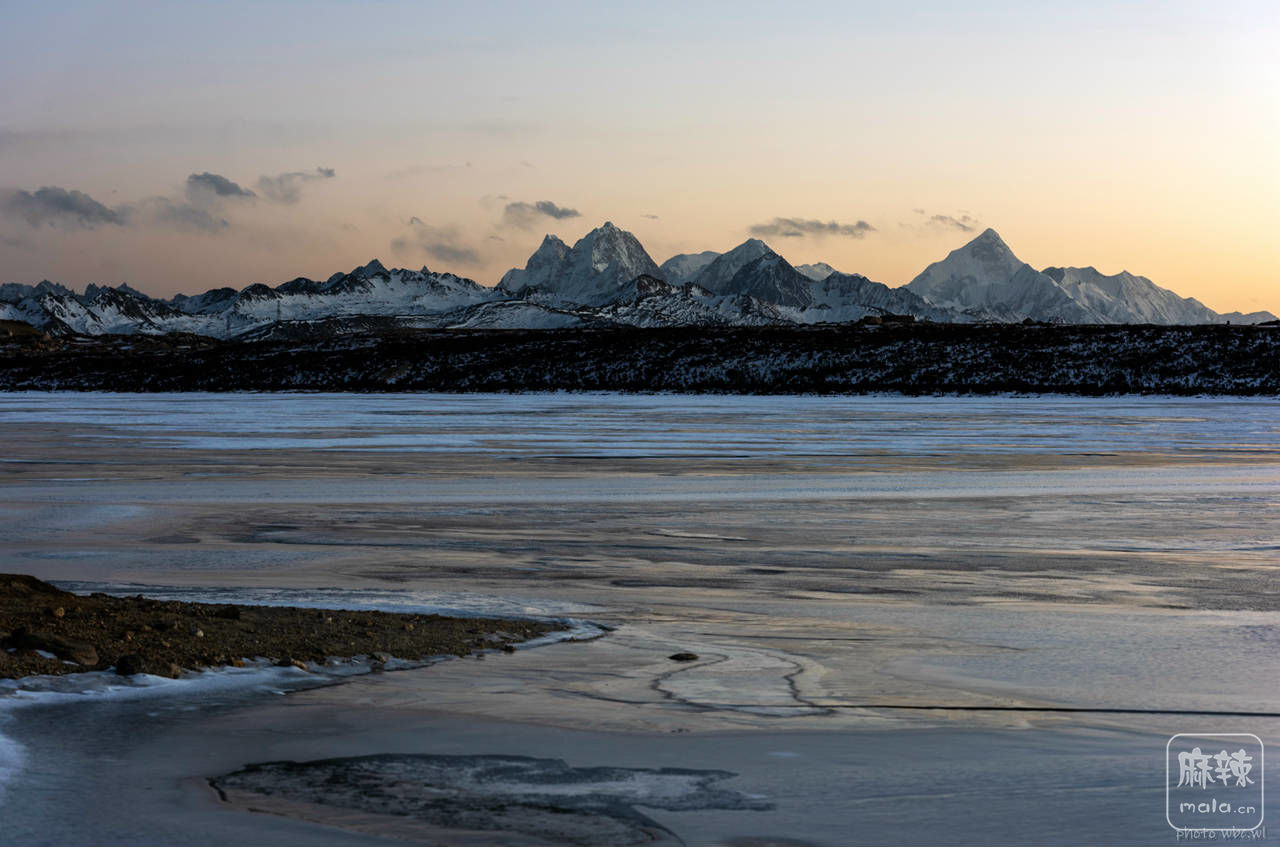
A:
[907, 228, 1275, 325]
[0, 286, 222, 336]
[794, 262, 839, 282]
[491, 234, 569, 299]
[4, 221, 1274, 339]
[690, 239, 773, 295]
[0, 260, 493, 338]
[1040, 266, 1218, 325]
[658, 251, 720, 285]
[906, 229, 1103, 323]
[715, 251, 814, 309]
[795, 272, 963, 323]
[169, 287, 239, 315]
[496, 222, 661, 307]
[216, 259, 490, 324]
[0, 280, 75, 302]
[588, 275, 785, 328]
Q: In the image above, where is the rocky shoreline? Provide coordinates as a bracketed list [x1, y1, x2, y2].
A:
[0, 574, 561, 680]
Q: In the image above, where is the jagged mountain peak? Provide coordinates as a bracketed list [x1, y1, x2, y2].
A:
[906, 230, 1099, 322]
[525, 235, 570, 270]
[907, 232, 1208, 323]
[693, 238, 777, 295]
[721, 250, 813, 309]
[81, 282, 155, 304]
[0, 280, 69, 305]
[7, 224, 1275, 337]
[497, 221, 659, 306]
[719, 238, 773, 263]
[576, 222, 650, 266]
[954, 228, 1018, 264]
[579, 221, 636, 243]
[353, 259, 387, 277]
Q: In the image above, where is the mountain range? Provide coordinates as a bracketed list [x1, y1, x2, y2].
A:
[2, 223, 1273, 338]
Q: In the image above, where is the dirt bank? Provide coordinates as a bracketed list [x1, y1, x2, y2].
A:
[0, 573, 561, 679]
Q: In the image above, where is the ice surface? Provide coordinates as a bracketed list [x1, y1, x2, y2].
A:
[3, 392, 1280, 844]
[4, 392, 1280, 457]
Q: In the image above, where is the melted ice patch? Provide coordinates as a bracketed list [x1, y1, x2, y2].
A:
[213, 753, 772, 845]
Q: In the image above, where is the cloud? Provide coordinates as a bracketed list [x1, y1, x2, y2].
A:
[908, 211, 981, 233]
[2, 167, 331, 237]
[256, 167, 335, 204]
[501, 199, 581, 229]
[390, 217, 479, 265]
[2, 186, 128, 229]
[642, 214, 660, 220]
[186, 172, 255, 199]
[748, 217, 876, 239]
[926, 213, 980, 233]
[1, 184, 232, 233]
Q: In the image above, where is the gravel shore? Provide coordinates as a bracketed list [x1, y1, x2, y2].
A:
[0, 573, 560, 679]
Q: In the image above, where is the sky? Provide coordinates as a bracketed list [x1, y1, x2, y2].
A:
[1, 0, 1277, 313]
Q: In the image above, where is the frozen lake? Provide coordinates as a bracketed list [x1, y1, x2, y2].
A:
[1, 393, 1278, 844]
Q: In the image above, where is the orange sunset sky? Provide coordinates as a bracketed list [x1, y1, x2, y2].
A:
[2, 1, 1277, 314]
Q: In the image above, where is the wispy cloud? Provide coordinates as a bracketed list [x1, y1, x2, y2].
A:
[501, 199, 580, 229]
[2, 166, 335, 239]
[909, 210, 981, 233]
[256, 167, 335, 204]
[928, 213, 980, 232]
[749, 217, 876, 239]
[2, 186, 129, 229]
[390, 217, 480, 265]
